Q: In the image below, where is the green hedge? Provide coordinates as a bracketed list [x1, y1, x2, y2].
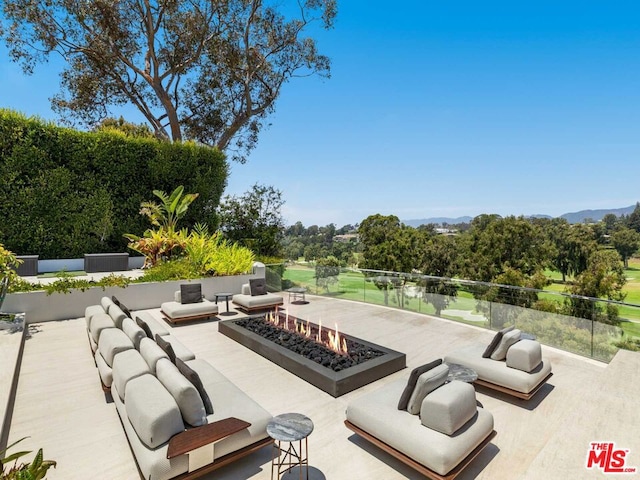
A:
[0, 109, 228, 259]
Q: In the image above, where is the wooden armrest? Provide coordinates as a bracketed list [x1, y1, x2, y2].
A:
[167, 417, 251, 459]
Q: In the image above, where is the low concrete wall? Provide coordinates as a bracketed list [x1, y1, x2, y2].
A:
[3, 264, 266, 323]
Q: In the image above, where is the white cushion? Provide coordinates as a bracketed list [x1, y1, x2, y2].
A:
[490, 329, 522, 361]
[139, 337, 169, 374]
[121, 317, 146, 350]
[421, 381, 477, 435]
[97, 328, 134, 366]
[506, 339, 542, 372]
[112, 349, 151, 402]
[108, 304, 128, 329]
[241, 283, 251, 295]
[407, 364, 449, 415]
[156, 358, 207, 427]
[125, 374, 184, 449]
[100, 296, 114, 312]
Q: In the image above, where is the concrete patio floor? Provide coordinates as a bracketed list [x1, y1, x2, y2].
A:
[5, 294, 640, 479]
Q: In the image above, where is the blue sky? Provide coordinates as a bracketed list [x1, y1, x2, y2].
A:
[2, 1, 640, 227]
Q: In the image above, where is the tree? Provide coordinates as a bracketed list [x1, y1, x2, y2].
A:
[1, 0, 337, 163]
[611, 227, 640, 268]
[602, 213, 620, 233]
[315, 255, 340, 292]
[217, 183, 284, 257]
[626, 202, 640, 232]
[418, 234, 460, 315]
[567, 249, 626, 325]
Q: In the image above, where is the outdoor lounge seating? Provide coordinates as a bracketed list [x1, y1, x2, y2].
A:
[232, 280, 283, 313]
[161, 285, 219, 324]
[111, 348, 273, 480]
[444, 327, 553, 400]
[345, 360, 496, 480]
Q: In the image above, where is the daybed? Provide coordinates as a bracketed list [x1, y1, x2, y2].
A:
[345, 360, 496, 480]
[111, 346, 273, 480]
[444, 327, 553, 400]
[161, 285, 219, 324]
[232, 280, 283, 313]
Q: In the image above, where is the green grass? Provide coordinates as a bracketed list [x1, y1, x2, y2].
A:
[37, 270, 87, 278]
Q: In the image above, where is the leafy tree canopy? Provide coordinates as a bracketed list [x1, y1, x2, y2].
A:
[1, 0, 337, 163]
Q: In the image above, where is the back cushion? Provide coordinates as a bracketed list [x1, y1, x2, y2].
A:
[122, 317, 146, 350]
[156, 359, 207, 427]
[249, 278, 267, 296]
[407, 364, 449, 415]
[180, 284, 203, 304]
[108, 304, 128, 329]
[421, 381, 477, 435]
[397, 359, 443, 411]
[139, 337, 170, 374]
[125, 374, 184, 449]
[491, 329, 522, 361]
[241, 283, 251, 295]
[101, 296, 114, 312]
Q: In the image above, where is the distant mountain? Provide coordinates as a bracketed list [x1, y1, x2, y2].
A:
[560, 205, 636, 224]
[403, 204, 638, 227]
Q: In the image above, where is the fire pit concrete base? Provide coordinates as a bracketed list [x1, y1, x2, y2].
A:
[219, 318, 406, 397]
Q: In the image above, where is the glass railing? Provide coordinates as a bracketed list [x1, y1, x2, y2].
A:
[267, 263, 640, 363]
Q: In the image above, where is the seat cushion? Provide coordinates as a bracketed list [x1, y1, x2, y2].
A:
[506, 339, 542, 373]
[407, 364, 449, 415]
[112, 349, 151, 402]
[232, 293, 283, 310]
[135, 311, 169, 338]
[125, 374, 185, 449]
[156, 358, 207, 427]
[420, 381, 477, 435]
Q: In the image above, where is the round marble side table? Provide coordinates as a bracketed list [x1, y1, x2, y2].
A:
[267, 413, 314, 480]
[445, 362, 478, 383]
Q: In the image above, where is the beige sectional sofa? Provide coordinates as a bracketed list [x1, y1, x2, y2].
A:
[232, 282, 283, 313]
[444, 329, 553, 400]
[85, 296, 273, 479]
[345, 361, 496, 479]
[111, 354, 273, 480]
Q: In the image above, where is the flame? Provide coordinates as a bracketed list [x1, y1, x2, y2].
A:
[267, 312, 348, 355]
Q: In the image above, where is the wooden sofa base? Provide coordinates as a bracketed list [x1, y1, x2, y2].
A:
[474, 372, 553, 400]
[232, 301, 283, 314]
[161, 311, 217, 325]
[344, 420, 496, 480]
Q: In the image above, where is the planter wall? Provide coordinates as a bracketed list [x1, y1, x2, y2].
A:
[2, 264, 266, 323]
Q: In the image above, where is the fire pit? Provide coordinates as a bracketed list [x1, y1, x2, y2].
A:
[219, 311, 406, 397]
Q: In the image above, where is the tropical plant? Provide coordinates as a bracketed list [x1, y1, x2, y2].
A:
[140, 186, 199, 232]
[124, 228, 188, 268]
[0, 437, 56, 480]
[183, 225, 255, 276]
[0, 244, 22, 285]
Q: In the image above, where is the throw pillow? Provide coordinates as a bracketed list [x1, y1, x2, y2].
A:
[135, 315, 153, 339]
[120, 305, 132, 319]
[180, 284, 203, 304]
[249, 278, 267, 296]
[482, 331, 503, 358]
[155, 334, 177, 364]
[111, 295, 121, 307]
[490, 329, 522, 361]
[176, 358, 214, 415]
[407, 364, 450, 415]
[397, 359, 443, 411]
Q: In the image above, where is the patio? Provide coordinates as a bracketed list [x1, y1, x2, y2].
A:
[4, 294, 639, 479]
